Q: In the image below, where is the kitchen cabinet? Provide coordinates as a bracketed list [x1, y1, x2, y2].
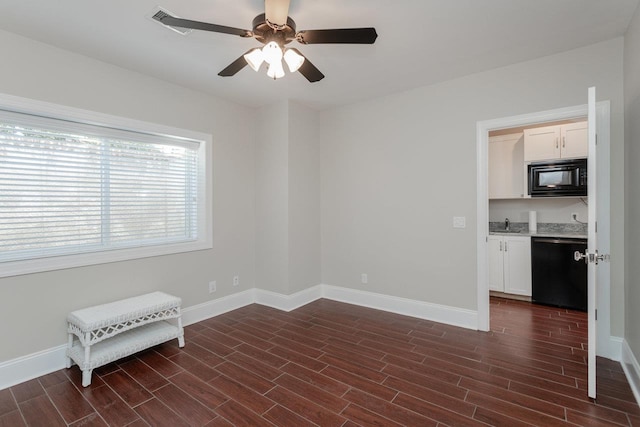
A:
[488, 235, 532, 296]
[524, 121, 588, 162]
[489, 133, 525, 199]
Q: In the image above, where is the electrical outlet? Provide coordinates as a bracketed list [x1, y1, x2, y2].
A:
[233, 275, 239, 286]
[208, 281, 216, 293]
[571, 212, 578, 222]
[361, 273, 368, 284]
[453, 216, 466, 228]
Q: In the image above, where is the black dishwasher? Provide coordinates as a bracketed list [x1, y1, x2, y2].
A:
[531, 237, 587, 312]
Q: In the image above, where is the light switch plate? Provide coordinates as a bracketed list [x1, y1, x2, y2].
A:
[453, 216, 466, 228]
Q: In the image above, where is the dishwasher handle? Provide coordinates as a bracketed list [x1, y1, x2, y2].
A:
[532, 238, 587, 245]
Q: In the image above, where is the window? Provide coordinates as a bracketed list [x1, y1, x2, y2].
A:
[0, 96, 212, 277]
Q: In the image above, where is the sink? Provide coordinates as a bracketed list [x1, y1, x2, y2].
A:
[493, 229, 522, 234]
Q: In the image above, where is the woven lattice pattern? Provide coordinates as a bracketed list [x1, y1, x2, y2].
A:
[67, 321, 181, 371]
[69, 306, 181, 346]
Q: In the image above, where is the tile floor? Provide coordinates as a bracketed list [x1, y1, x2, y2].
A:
[1, 297, 638, 426]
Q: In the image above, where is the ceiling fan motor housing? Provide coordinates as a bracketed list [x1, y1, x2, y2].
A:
[252, 13, 296, 47]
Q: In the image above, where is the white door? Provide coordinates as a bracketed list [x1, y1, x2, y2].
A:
[574, 87, 599, 398]
[586, 87, 598, 399]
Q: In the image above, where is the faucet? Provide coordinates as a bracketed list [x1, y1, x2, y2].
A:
[505, 218, 510, 231]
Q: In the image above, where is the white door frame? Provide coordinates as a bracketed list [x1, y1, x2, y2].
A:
[476, 101, 614, 359]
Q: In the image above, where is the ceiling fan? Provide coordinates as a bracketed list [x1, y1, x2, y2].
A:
[152, 0, 378, 82]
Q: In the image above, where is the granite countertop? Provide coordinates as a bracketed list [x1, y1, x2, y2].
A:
[489, 230, 587, 239]
[489, 222, 587, 239]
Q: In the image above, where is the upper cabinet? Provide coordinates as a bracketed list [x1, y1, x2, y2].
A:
[489, 133, 525, 199]
[560, 122, 589, 159]
[524, 121, 588, 162]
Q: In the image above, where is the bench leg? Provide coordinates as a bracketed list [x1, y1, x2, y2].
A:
[65, 334, 73, 368]
[177, 316, 185, 347]
[81, 369, 93, 387]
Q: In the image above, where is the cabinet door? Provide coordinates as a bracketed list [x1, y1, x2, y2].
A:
[560, 122, 588, 159]
[524, 125, 561, 162]
[488, 236, 504, 292]
[503, 236, 532, 296]
[489, 134, 524, 199]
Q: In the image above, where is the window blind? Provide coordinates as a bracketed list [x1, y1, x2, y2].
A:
[0, 109, 199, 263]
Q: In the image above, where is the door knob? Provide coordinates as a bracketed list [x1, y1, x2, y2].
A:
[574, 250, 588, 264]
[593, 250, 610, 264]
[574, 250, 610, 264]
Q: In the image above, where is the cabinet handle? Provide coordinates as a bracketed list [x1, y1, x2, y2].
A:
[562, 136, 565, 148]
[504, 241, 508, 252]
[499, 241, 503, 251]
[556, 137, 559, 149]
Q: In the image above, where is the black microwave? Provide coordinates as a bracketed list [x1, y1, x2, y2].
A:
[528, 159, 587, 197]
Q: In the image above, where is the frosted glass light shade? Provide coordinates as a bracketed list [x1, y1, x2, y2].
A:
[283, 49, 305, 72]
[262, 41, 283, 65]
[267, 61, 285, 79]
[244, 49, 264, 72]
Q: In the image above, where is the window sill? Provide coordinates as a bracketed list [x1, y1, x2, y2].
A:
[0, 239, 212, 278]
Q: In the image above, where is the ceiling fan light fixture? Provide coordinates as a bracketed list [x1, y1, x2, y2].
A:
[244, 48, 265, 71]
[155, 6, 376, 83]
[262, 41, 283, 65]
[266, 60, 285, 79]
[283, 49, 305, 72]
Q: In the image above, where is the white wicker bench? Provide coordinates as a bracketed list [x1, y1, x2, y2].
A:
[65, 291, 184, 387]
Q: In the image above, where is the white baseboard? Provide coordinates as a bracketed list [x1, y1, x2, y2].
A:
[605, 336, 623, 361]
[181, 289, 255, 326]
[621, 340, 640, 406]
[254, 285, 323, 312]
[0, 344, 68, 390]
[0, 284, 476, 390]
[322, 285, 478, 330]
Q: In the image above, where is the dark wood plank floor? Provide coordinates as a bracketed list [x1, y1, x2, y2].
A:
[1, 297, 638, 426]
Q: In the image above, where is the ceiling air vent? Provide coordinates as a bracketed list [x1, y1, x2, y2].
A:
[147, 7, 193, 36]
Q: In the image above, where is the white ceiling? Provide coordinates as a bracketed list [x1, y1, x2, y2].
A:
[0, 0, 637, 110]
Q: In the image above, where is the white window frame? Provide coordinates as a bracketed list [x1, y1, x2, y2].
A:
[0, 93, 212, 278]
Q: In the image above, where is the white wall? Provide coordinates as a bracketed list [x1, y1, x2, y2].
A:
[320, 38, 625, 337]
[255, 101, 321, 295]
[624, 4, 640, 360]
[288, 103, 321, 294]
[489, 199, 588, 224]
[255, 102, 289, 294]
[0, 30, 257, 362]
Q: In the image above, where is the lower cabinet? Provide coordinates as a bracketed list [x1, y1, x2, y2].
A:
[488, 235, 532, 296]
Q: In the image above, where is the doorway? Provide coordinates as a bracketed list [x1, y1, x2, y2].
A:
[476, 102, 613, 360]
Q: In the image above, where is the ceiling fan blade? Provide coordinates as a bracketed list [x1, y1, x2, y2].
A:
[153, 11, 251, 38]
[265, 0, 291, 27]
[218, 50, 253, 77]
[296, 28, 378, 44]
[289, 49, 324, 82]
